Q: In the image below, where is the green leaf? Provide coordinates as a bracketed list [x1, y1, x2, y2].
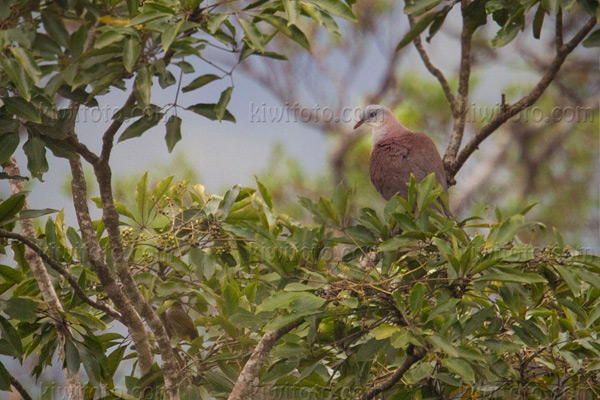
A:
[65, 339, 80, 373]
[554, 265, 581, 296]
[135, 65, 152, 106]
[127, 10, 168, 26]
[136, 172, 149, 222]
[75, 342, 102, 385]
[0, 265, 22, 284]
[0, 194, 25, 224]
[10, 47, 41, 83]
[0, 361, 10, 390]
[396, 8, 445, 51]
[0, 118, 19, 135]
[118, 113, 163, 142]
[95, 30, 125, 48]
[182, 74, 220, 93]
[165, 115, 182, 153]
[218, 184, 241, 218]
[255, 177, 273, 210]
[475, 272, 546, 284]
[310, 0, 357, 21]
[215, 87, 233, 121]
[0, 59, 32, 101]
[257, 291, 323, 313]
[464, 0, 488, 33]
[583, 29, 600, 47]
[41, 11, 69, 48]
[2, 297, 38, 322]
[123, 37, 142, 73]
[187, 103, 236, 122]
[532, 4, 545, 39]
[258, 14, 311, 50]
[409, 282, 426, 314]
[283, 0, 301, 25]
[162, 19, 183, 52]
[0, 315, 23, 358]
[23, 135, 49, 180]
[491, 9, 524, 48]
[428, 334, 459, 357]
[176, 61, 195, 74]
[372, 324, 401, 340]
[3, 97, 40, 123]
[442, 358, 476, 383]
[207, 14, 229, 34]
[238, 18, 265, 51]
[0, 133, 19, 165]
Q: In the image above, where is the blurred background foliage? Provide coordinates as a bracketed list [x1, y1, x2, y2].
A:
[0, 0, 598, 398]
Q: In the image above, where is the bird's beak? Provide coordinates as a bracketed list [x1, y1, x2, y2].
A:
[353, 119, 365, 130]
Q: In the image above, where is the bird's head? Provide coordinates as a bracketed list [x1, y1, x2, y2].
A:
[354, 105, 391, 130]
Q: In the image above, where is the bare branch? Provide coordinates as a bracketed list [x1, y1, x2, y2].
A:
[2, 157, 83, 400]
[0, 228, 122, 321]
[450, 16, 597, 178]
[68, 157, 155, 374]
[443, 0, 473, 176]
[360, 345, 425, 400]
[99, 92, 136, 164]
[409, 16, 457, 115]
[228, 321, 302, 400]
[556, 8, 563, 51]
[10, 373, 33, 400]
[65, 136, 100, 166]
[92, 161, 181, 399]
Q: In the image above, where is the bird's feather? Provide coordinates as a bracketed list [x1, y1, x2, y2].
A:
[370, 131, 447, 200]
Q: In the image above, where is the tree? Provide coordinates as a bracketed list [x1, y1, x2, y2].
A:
[0, 0, 598, 399]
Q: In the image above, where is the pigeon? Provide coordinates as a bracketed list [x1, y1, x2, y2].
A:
[354, 105, 448, 201]
[165, 302, 199, 342]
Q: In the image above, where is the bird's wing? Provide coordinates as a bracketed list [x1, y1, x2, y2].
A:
[370, 137, 411, 200]
[370, 133, 447, 200]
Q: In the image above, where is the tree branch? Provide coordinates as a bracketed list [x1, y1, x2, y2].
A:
[410, 17, 457, 116]
[443, 0, 473, 178]
[92, 161, 181, 399]
[555, 8, 563, 51]
[65, 136, 100, 166]
[228, 321, 302, 400]
[359, 345, 425, 400]
[99, 92, 136, 164]
[10, 373, 33, 400]
[68, 157, 155, 374]
[0, 228, 122, 321]
[2, 157, 83, 400]
[450, 16, 597, 178]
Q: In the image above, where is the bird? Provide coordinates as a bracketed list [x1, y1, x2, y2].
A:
[354, 105, 448, 201]
[165, 302, 199, 342]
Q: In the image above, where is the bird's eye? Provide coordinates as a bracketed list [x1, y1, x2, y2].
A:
[368, 111, 376, 119]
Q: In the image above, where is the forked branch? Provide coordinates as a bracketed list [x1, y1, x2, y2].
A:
[228, 321, 302, 400]
[450, 16, 597, 177]
[0, 229, 122, 322]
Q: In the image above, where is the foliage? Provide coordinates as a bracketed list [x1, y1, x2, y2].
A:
[398, 0, 599, 51]
[0, 0, 354, 178]
[1, 175, 599, 398]
[0, 0, 598, 398]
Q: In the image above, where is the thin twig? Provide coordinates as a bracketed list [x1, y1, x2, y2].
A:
[443, 0, 473, 178]
[360, 345, 425, 400]
[0, 229, 123, 321]
[10, 373, 33, 400]
[228, 320, 303, 400]
[450, 16, 597, 178]
[409, 16, 457, 116]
